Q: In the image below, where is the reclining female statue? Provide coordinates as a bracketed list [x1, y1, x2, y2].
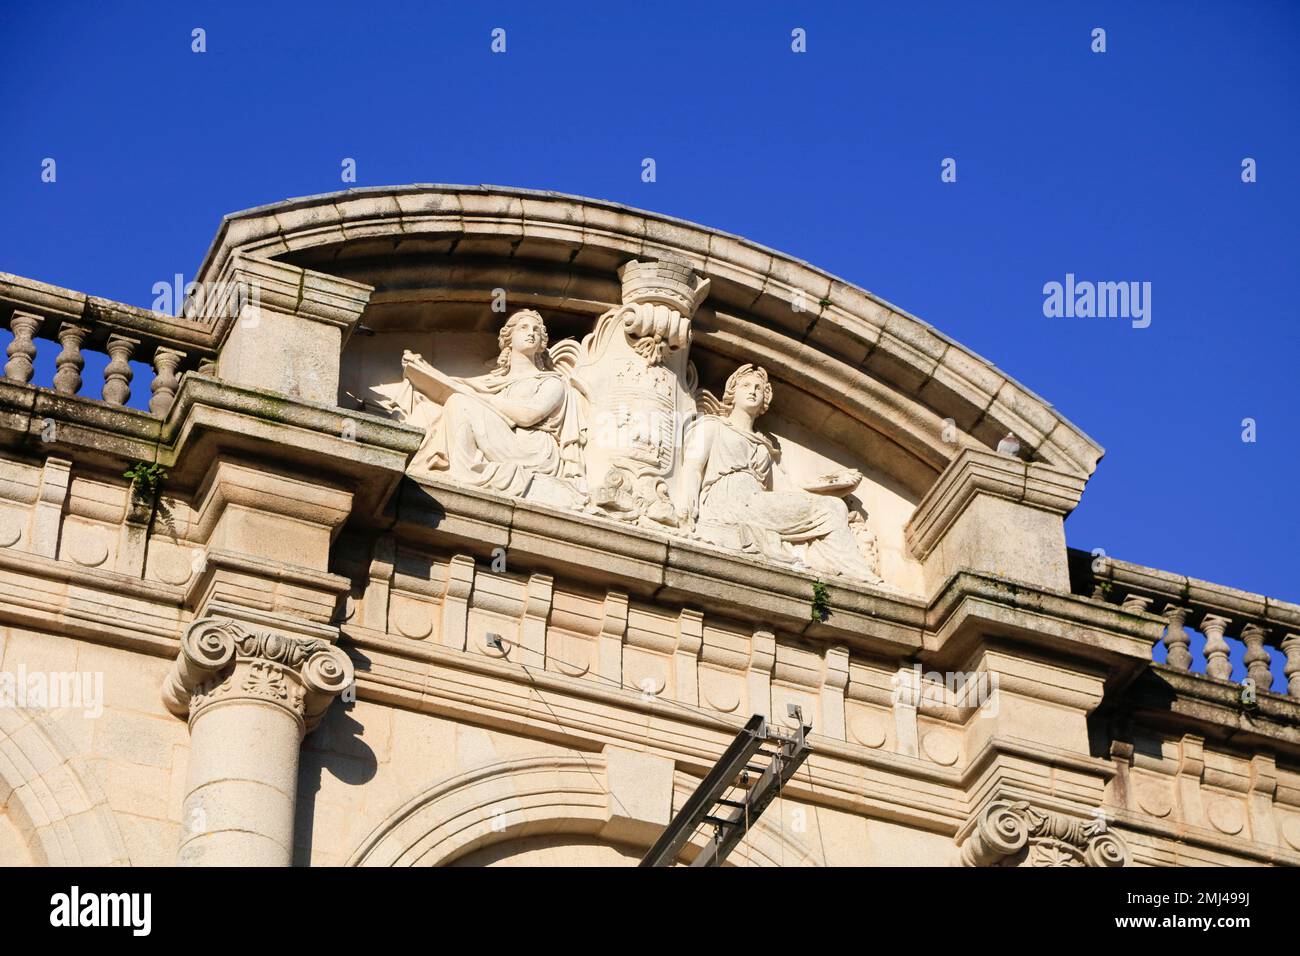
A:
[401, 309, 586, 509]
[678, 363, 881, 583]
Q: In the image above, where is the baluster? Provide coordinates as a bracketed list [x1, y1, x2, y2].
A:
[1161, 605, 1192, 670]
[53, 323, 90, 395]
[1121, 594, 1152, 613]
[1241, 624, 1272, 691]
[102, 334, 138, 406]
[197, 357, 217, 376]
[1201, 614, 1233, 681]
[150, 347, 185, 417]
[1282, 634, 1300, 698]
[4, 312, 41, 384]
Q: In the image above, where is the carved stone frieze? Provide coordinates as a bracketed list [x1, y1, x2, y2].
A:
[386, 257, 884, 584]
[959, 800, 1129, 868]
[162, 617, 354, 734]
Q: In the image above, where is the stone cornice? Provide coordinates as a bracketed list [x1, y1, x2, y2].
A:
[0, 545, 1292, 861]
[0, 377, 162, 466]
[1069, 548, 1300, 630]
[905, 448, 1087, 561]
[345, 621, 1295, 864]
[0, 474, 1293, 759]
[396, 472, 928, 655]
[923, 571, 1164, 673]
[0, 271, 217, 354]
[342, 617, 970, 833]
[160, 375, 421, 521]
[195, 255, 374, 352]
[0, 545, 184, 656]
[0, 372, 423, 520]
[1107, 664, 1300, 751]
[395, 473, 1166, 671]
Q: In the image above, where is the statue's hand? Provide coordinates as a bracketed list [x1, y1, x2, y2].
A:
[401, 349, 424, 367]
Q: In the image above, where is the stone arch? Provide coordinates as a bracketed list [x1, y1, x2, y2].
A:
[0, 707, 130, 866]
[193, 184, 1102, 498]
[348, 753, 819, 867]
[348, 754, 611, 866]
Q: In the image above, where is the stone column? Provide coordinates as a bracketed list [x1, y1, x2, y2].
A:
[163, 617, 354, 866]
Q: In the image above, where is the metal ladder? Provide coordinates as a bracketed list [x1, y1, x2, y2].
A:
[640, 711, 813, 867]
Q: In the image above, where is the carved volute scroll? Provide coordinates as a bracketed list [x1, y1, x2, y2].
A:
[959, 800, 1129, 868]
[162, 617, 355, 736]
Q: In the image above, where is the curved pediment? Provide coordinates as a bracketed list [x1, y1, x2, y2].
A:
[192, 185, 1102, 596]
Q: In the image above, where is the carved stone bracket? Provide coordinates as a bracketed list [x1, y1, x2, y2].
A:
[959, 800, 1129, 868]
[163, 617, 355, 735]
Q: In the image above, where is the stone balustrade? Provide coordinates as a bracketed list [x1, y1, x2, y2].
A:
[1069, 547, 1300, 699]
[1, 272, 216, 417]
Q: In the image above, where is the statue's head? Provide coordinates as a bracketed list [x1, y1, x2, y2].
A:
[722, 364, 773, 417]
[496, 309, 549, 372]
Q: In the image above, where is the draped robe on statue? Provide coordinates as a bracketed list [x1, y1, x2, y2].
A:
[685, 415, 878, 581]
[401, 367, 586, 504]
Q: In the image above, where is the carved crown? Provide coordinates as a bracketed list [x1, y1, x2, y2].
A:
[618, 259, 710, 315]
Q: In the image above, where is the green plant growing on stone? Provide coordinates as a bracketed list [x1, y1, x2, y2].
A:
[810, 580, 831, 622]
[124, 461, 174, 536]
[124, 461, 168, 502]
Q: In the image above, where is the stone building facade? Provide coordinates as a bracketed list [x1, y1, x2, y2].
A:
[0, 185, 1296, 867]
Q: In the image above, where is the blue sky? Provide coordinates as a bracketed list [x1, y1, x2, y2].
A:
[1, 2, 1296, 623]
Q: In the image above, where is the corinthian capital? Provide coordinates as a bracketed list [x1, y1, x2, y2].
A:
[162, 617, 354, 735]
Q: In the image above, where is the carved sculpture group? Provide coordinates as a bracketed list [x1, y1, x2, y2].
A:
[391, 260, 882, 584]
